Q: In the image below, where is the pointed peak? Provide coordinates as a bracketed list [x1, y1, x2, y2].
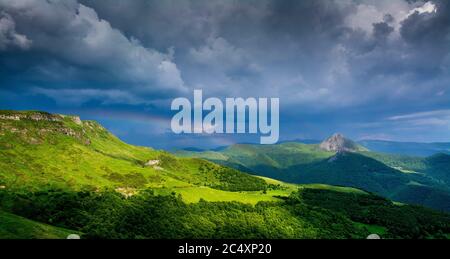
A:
[330, 133, 345, 140]
[320, 133, 367, 152]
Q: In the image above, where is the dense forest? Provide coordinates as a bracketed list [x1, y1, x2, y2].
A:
[1, 187, 449, 239]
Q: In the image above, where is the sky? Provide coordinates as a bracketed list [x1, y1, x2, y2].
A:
[0, 0, 449, 149]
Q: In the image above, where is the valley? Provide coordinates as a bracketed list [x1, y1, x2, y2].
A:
[177, 134, 450, 212]
[0, 111, 449, 239]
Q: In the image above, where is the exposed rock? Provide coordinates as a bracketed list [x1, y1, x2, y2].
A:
[0, 112, 61, 122]
[67, 234, 81, 239]
[29, 113, 60, 122]
[145, 160, 160, 167]
[320, 133, 367, 152]
[115, 187, 137, 198]
[367, 234, 381, 239]
[60, 128, 77, 137]
[28, 137, 41, 145]
[0, 115, 20, 121]
[0, 112, 91, 146]
[72, 116, 82, 125]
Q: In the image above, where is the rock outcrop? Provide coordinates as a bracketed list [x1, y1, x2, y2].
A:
[320, 133, 367, 152]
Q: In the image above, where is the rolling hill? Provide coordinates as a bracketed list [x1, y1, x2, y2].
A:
[0, 210, 76, 239]
[0, 111, 449, 239]
[177, 135, 450, 212]
[358, 140, 450, 157]
[0, 110, 277, 202]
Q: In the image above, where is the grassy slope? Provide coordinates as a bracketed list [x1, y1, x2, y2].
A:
[0, 111, 279, 204]
[3, 111, 377, 207]
[1, 111, 449, 239]
[178, 142, 450, 212]
[0, 210, 75, 239]
[177, 142, 334, 177]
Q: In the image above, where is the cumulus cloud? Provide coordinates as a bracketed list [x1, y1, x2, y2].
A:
[2, 0, 448, 108]
[189, 36, 249, 71]
[0, 11, 31, 50]
[0, 0, 186, 101]
[408, 1, 437, 16]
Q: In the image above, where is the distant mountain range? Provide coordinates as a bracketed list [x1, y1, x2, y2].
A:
[182, 137, 450, 157]
[177, 134, 450, 212]
[278, 137, 450, 157]
[357, 140, 450, 157]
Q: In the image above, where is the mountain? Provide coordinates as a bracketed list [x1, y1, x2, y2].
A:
[425, 153, 450, 185]
[320, 133, 368, 152]
[178, 137, 450, 212]
[358, 140, 450, 157]
[281, 139, 321, 144]
[1, 110, 449, 239]
[0, 110, 270, 197]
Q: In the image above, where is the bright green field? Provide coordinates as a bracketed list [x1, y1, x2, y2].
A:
[1, 111, 449, 240]
[0, 111, 293, 204]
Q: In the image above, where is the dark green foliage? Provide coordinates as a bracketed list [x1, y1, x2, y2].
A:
[1, 188, 449, 239]
[105, 172, 148, 188]
[196, 162, 267, 192]
[294, 189, 450, 239]
[211, 167, 267, 192]
[392, 185, 450, 212]
[186, 143, 450, 212]
[425, 153, 450, 185]
[285, 152, 409, 195]
[0, 189, 319, 239]
[1, 111, 449, 239]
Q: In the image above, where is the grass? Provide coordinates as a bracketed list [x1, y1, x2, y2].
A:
[1, 111, 450, 239]
[179, 141, 450, 212]
[0, 210, 76, 239]
[0, 111, 373, 211]
[300, 184, 368, 194]
[0, 110, 289, 204]
[355, 223, 387, 237]
[155, 186, 281, 204]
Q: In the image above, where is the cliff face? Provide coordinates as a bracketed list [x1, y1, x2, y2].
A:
[0, 111, 96, 145]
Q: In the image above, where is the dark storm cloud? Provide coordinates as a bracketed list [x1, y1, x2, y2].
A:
[0, 0, 449, 145]
[400, 0, 450, 74]
[0, 0, 186, 104]
[373, 22, 395, 40]
[401, 0, 449, 45]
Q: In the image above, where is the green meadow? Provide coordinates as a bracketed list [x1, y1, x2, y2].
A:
[0, 111, 449, 239]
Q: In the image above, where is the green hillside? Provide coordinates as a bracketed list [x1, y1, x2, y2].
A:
[178, 142, 450, 212]
[0, 111, 449, 239]
[0, 110, 274, 201]
[177, 143, 334, 177]
[362, 151, 450, 187]
[0, 210, 75, 239]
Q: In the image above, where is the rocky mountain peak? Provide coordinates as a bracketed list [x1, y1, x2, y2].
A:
[320, 133, 366, 152]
